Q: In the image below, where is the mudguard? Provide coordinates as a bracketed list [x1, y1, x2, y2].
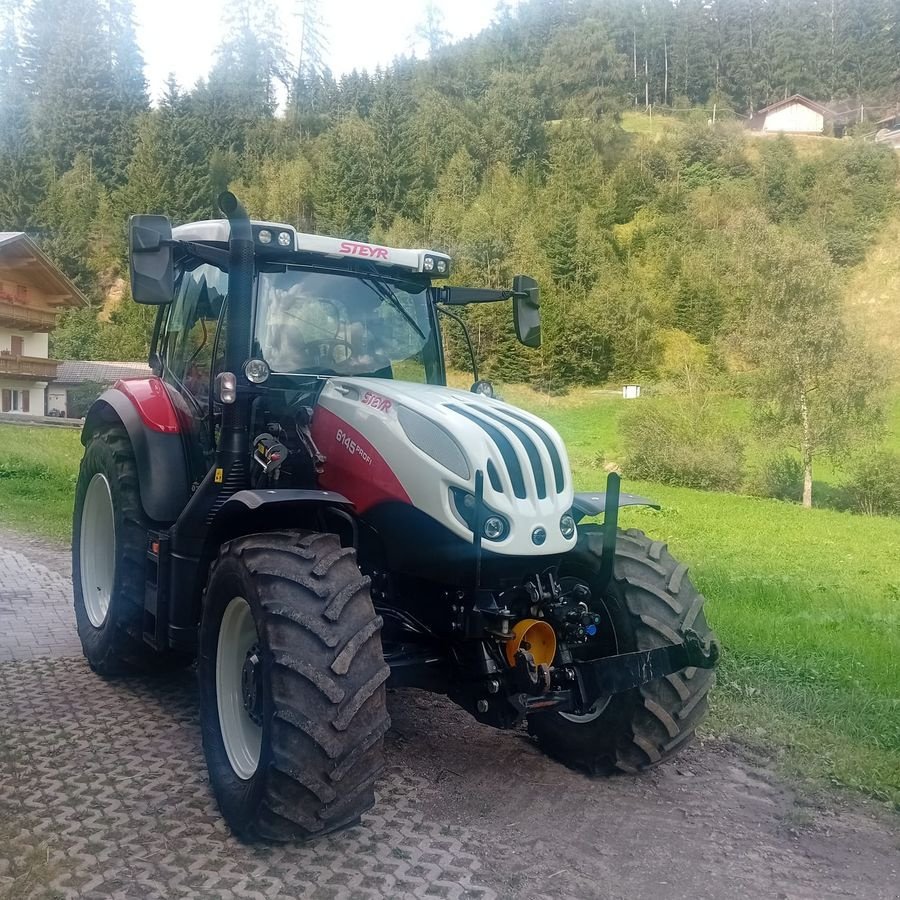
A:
[82, 378, 190, 523]
[571, 490, 660, 523]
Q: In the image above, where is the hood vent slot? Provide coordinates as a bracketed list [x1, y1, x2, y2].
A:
[486, 459, 503, 493]
[447, 404, 527, 499]
[467, 406, 548, 499]
[490, 407, 565, 494]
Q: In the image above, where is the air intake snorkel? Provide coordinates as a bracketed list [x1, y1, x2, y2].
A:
[216, 191, 254, 456]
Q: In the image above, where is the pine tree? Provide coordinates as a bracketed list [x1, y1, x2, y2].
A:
[0, 11, 44, 228]
[106, 0, 149, 185]
[25, 0, 120, 183]
[117, 76, 212, 224]
[369, 75, 423, 227]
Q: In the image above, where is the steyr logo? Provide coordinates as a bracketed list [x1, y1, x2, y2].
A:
[339, 240, 389, 259]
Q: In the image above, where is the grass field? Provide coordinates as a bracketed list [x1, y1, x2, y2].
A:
[0, 397, 897, 808]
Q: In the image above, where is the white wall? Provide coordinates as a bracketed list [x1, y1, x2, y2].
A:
[0, 326, 49, 358]
[0, 378, 47, 414]
[763, 103, 824, 134]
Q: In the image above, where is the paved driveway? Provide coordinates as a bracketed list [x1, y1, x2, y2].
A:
[0, 531, 897, 900]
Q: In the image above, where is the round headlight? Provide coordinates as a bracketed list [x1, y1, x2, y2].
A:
[560, 513, 576, 540]
[436, 259, 447, 273]
[483, 515, 507, 540]
[244, 358, 270, 384]
[423, 256, 435, 271]
[531, 526, 547, 546]
[258, 229, 272, 244]
[277, 231, 292, 247]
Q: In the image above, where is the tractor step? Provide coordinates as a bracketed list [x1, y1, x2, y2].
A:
[143, 531, 170, 650]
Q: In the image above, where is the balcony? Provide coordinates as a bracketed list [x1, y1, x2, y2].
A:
[0, 354, 59, 381]
[0, 299, 58, 331]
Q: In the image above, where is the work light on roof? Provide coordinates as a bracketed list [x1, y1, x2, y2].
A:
[277, 231, 292, 247]
[258, 229, 272, 244]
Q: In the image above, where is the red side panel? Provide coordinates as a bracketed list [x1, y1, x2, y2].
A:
[113, 377, 180, 435]
[311, 406, 410, 513]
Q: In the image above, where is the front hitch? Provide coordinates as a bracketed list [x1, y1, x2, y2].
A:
[507, 629, 720, 721]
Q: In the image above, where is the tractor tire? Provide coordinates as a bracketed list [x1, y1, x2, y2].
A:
[72, 424, 172, 675]
[528, 526, 716, 774]
[198, 531, 391, 842]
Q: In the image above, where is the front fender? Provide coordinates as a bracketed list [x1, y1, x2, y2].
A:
[82, 380, 190, 523]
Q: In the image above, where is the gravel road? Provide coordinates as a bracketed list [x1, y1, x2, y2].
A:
[1, 528, 897, 899]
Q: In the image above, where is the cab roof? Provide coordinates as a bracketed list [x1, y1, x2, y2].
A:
[171, 219, 451, 276]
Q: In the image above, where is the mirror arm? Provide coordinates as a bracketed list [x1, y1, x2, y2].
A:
[437, 305, 478, 383]
[435, 287, 516, 305]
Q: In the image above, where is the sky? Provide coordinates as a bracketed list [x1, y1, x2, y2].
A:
[134, 0, 499, 105]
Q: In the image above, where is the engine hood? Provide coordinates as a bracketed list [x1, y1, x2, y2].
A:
[310, 377, 576, 558]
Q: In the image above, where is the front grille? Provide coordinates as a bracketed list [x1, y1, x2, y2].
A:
[488, 406, 566, 494]
[447, 404, 527, 498]
[448, 403, 565, 501]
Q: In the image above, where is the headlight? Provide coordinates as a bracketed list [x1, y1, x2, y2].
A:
[560, 513, 576, 539]
[244, 358, 270, 384]
[450, 489, 509, 541]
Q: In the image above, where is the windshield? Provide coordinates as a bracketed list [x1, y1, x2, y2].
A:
[255, 268, 441, 383]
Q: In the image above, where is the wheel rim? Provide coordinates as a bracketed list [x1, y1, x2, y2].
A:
[79, 473, 116, 628]
[216, 596, 263, 780]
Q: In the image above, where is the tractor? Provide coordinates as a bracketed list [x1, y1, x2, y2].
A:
[72, 193, 718, 842]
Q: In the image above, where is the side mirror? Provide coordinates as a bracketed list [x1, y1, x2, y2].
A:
[512, 274, 540, 348]
[129, 215, 174, 304]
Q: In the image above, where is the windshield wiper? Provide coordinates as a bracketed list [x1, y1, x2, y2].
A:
[359, 274, 426, 341]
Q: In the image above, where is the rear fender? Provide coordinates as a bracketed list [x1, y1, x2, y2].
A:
[82, 379, 190, 523]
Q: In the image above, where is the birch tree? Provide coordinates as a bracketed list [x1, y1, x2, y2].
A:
[735, 228, 883, 507]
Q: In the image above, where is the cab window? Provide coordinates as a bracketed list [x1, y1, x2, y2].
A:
[162, 263, 228, 408]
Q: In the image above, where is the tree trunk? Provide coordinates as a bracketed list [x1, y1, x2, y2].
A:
[799, 383, 813, 508]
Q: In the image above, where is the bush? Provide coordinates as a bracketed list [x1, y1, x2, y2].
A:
[749, 452, 804, 501]
[841, 450, 900, 517]
[620, 400, 744, 491]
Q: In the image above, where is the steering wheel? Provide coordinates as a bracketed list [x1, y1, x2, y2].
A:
[303, 338, 354, 366]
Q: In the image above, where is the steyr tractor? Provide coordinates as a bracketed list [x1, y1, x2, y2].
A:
[73, 193, 719, 842]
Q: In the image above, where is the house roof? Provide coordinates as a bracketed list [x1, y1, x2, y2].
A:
[0, 232, 89, 307]
[53, 360, 152, 385]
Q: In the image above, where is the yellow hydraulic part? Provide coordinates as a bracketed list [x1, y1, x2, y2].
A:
[505, 618, 557, 668]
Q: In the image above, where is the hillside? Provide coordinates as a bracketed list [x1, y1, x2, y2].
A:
[845, 207, 900, 373]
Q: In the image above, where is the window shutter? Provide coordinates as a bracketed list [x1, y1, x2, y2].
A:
[10, 335, 24, 356]
[21, 391, 29, 413]
[1, 389, 10, 412]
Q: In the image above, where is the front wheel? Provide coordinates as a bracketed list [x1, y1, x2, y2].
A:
[528, 527, 716, 774]
[198, 531, 391, 842]
[72, 425, 170, 674]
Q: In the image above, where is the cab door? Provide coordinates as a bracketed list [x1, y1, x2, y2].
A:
[157, 262, 229, 480]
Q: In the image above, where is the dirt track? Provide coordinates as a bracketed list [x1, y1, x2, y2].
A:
[1, 528, 898, 899]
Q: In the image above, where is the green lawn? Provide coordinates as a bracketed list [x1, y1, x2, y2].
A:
[0, 392, 898, 808]
[0, 424, 82, 541]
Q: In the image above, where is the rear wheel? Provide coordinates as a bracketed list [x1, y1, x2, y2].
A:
[528, 526, 716, 773]
[72, 425, 171, 674]
[198, 531, 390, 842]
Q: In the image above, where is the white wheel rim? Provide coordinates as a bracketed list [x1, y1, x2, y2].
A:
[80, 473, 116, 628]
[559, 696, 612, 723]
[216, 596, 262, 780]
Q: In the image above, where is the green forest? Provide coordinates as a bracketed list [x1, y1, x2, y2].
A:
[1, 0, 899, 509]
